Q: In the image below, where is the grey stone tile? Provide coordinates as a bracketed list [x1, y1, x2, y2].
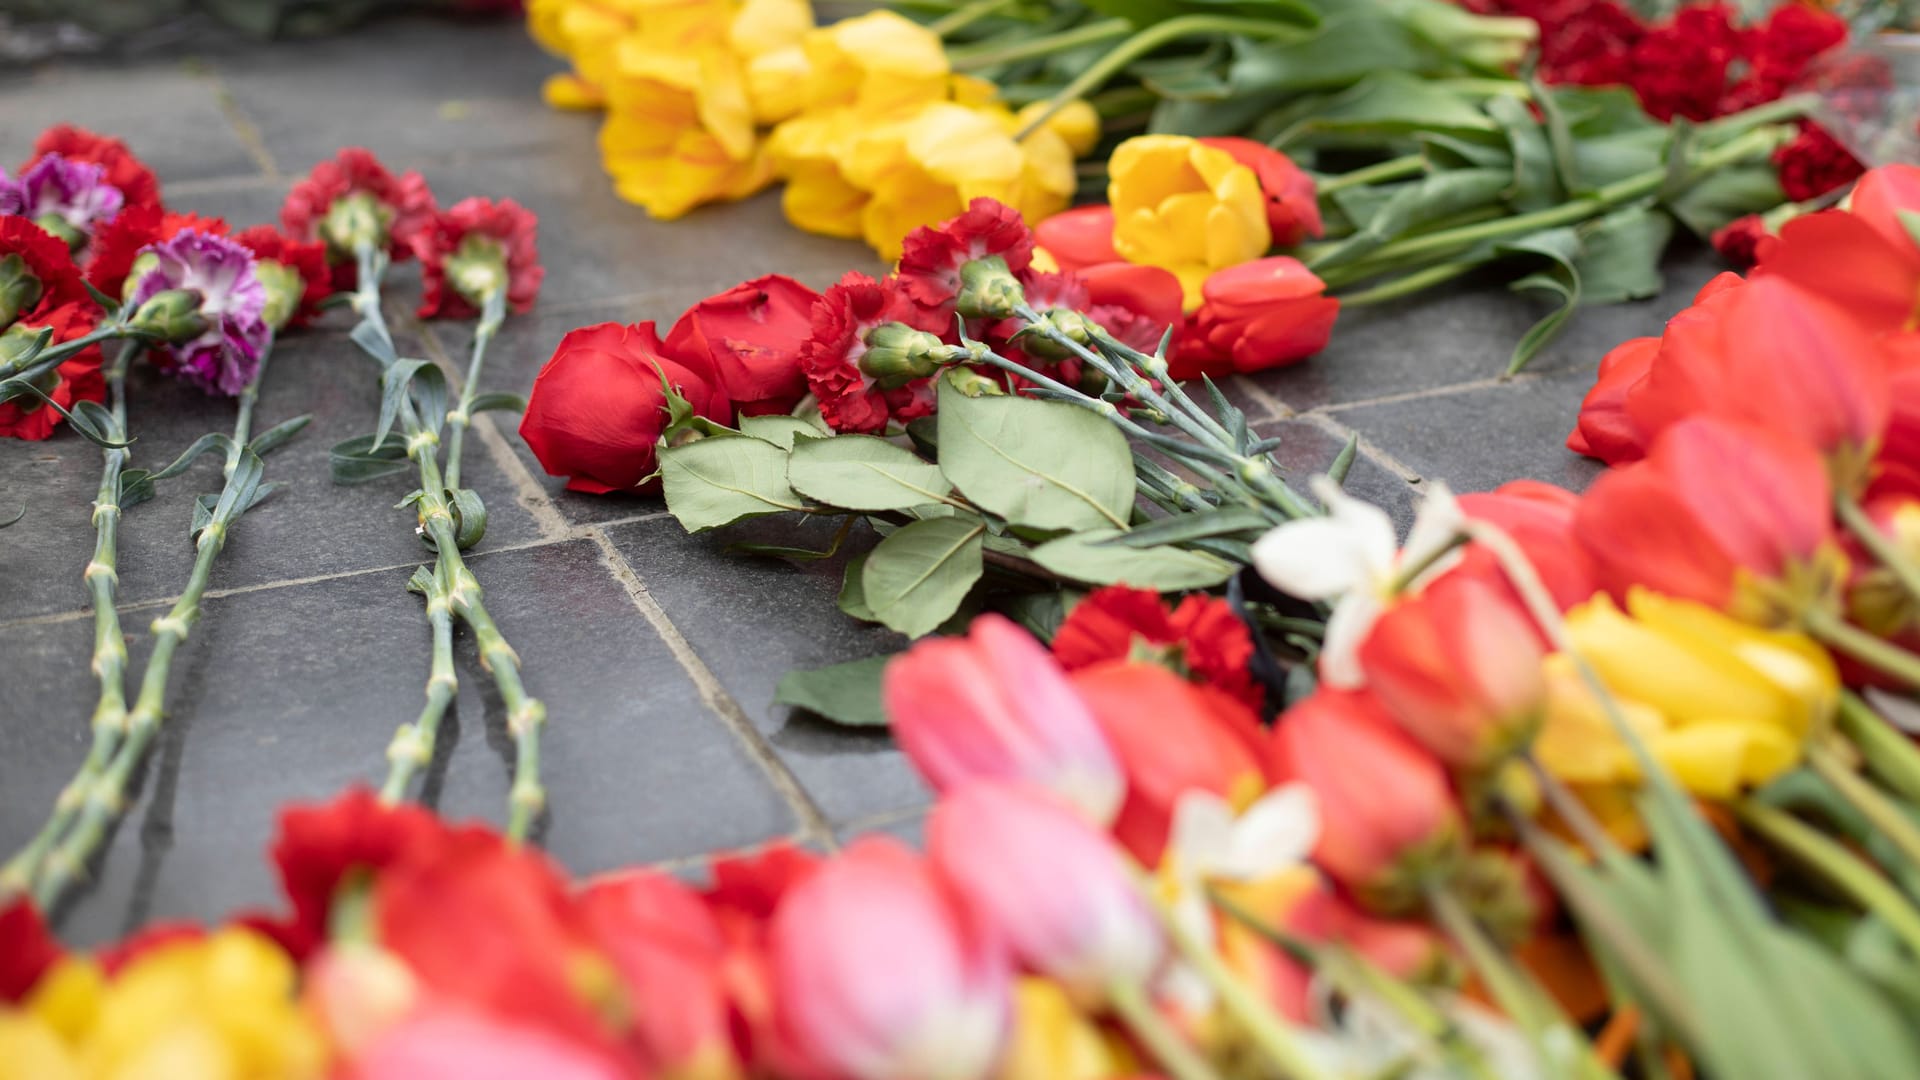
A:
[1250, 246, 1726, 413]
[207, 19, 570, 169]
[1252, 417, 1419, 535]
[0, 329, 548, 621]
[5, 540, 795, 947]
[1327, 367, 1605, 494]
[602, 515, 932, 825]
[0, 60, 262, 183]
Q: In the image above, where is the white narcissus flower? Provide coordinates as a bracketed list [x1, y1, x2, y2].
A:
[1250, 477, 1464, 688]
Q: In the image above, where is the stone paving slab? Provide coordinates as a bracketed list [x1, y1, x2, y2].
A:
[0, 15, 1722, 941]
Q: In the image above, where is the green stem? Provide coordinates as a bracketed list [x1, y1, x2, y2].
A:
[1837, 490, 1920, 608]
[1315, 153, 1426, 196]
[1837, 691, 1920, 806]
[1805, 742, 1920, 875]
[444, 289, 505, 492]
[0, 324, 138, 388]
[1, 342, 140, 897]
[224, 331, 273, 479]
[380, 573, 458, 803]
[1012, 14, 1316, 139]
[948, 17, 1132, 70]
[1804, 606, 1920, 690]
[928, 0, 1017, 37]
[1104, 979, 1224, 1080]
[1734, 799, 1920, 957]
[1337, 259, 1486, 307]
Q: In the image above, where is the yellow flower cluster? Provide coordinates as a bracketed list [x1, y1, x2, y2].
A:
[0, 929, 326, 1080]
[528, 2, 1095, 258]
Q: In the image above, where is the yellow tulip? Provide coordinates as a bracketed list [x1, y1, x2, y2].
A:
[798, 10, 951, 116]
[0, 928, 325, 1080]
[1017, 99, 1102, 157]
[1108, 135, 1272, 309]
[999, 978, 1134, 1080]
[1535, 590, 1839, 806]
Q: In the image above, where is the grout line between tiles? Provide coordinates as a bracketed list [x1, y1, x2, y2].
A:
[195, 65, 279, 179]
[836, 804, 931, 837]
[583, 528, 838, 848]
[1319, 372, 1536, 414]
[1293, 412, 1426, 485]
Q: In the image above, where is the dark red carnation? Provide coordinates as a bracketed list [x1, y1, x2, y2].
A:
[1774, 123, 1865, 203]
[0, 899, 62, 1003]
[1710, 214, 1775, 268]
[1627, 3, 1745, 122]
[664, 274, 821, 415]
[411, 197, 542, 320]
[268, 787, 451, 958]
[1051, 584, 1260, 710]
[0, 301, 105, 441]
[800, 271, 947, 435]
[234, 224, 332, 328]
[25, 125, 162, 215]
[1, 214, 88, 320]
[1724, 3, 1848, 110]
[897, 197, 1035, 314]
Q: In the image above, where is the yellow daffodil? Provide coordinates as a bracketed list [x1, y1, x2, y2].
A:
[1535, 589, 1840, 814]
[1108, 134, 1272, 309]
[0, 928, 326, 1080]
[999, 978, 1135, 1080]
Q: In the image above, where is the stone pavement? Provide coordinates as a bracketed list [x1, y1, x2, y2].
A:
[0, 15, 1722, 945]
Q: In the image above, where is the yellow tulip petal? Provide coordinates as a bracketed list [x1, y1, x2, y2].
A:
[0, 1013, 80, 1080]
[728, 0, 812, 57]
[542, 73, 606, 111]
[999, 978, 1119, 1080]
[747, 45, 811, 125]
[783, 163, 869, 238]
[1020, 99, 1101, 157]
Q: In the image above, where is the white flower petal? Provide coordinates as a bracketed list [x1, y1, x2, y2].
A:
[1220, 784, 1320, 880]
[1317, 591, 1383, 689]
[1400, 481, 1466, 582]
[1167, 790, 1237, 880]
[1250, 519, 1382, 600]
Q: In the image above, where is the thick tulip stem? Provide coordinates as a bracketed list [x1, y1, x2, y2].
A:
[1805, 742, 1920, 873]
[1837, 491, 1920, 606]
[1734, 799, 1920, 956]
[1836, 691, 1920, 805]
[1803, 606, 1920, 690]
[1104, 979, 1223, 1080]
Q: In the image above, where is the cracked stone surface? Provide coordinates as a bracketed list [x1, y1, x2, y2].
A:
[0, 15, 1715, 942]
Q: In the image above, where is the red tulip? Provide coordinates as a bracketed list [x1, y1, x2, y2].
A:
[1169, 256, 1338, 380]
[1565, 335, 1657, 464]
[1033, 205, 1119, 271]
[576, 869, 740, 1076]
[0, 899, 61, 1003]
[885, 614, 1124, 825]
[1197, 136, 1325, 247]
[1268, 689, 1464, 912]
[665, 274, 822, 416]
[519, 321, 732, 493]
[1358, 568, 1549, 768]
[1071, 661, 1267, 865]
[930, 782, 1163, 1003]
[1574, 416, 1839, 620]
[1457, 480, 1599, 611]
[1078, 261, 1185, 337]
[1758, 164, 1920, 335]
[770, 838, 1010, 1080]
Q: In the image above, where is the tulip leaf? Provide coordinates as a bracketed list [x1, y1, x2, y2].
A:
[1033, 528, 1238, 589]
[1666, 163, 1785, 239]
[935, 375, 1134, 534]
[861, 515, 986, 638]
[1228, 9, 1428, 95]
[1486, 93, 1558, 211]
[1278, 71, 1500, 147]
[1576, 206, 1672, 306]
[660, 435, 809, 533]
[1307, 167, 1510, 270]
[739, 415, 822, 451]
[788, 435, 953, 513]
[1495, 227, 1583, 374]
[773, 655, 895, 728]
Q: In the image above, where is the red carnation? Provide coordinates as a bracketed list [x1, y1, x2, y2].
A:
[1774, 123, 1865, 203]
[412, 197, 543, 320]
[268, 787, 453, 958]
[1626, 3, 1744, 122]
[281, 147, 437, 287]
[664, 274, 821, 416]
[0, 214, 88, 321]
[25, 124, 162, 214]
[0, 899, 62, 1003]
[1710, 214, 1775, 267]
[234, 224, 332, 328]
[1051, 585, 1260, 709]
[801, 271, 947, 435]
[86, 209, 231, 299]
[897, 197, 1035, 314]
[1725, 3, 1848, 110]
[0, 301, 105, 441]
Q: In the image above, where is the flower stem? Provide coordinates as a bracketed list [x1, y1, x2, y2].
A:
[1836, 690, 1920, 806]
[224, 331, 273, 478]
[928, 0, 1018, 37]
[0, 324, 139, 388]
[1836, 490, 1920, 607]
[444, 289, 505, 492]
[1104, 979, 1224, 1080]
[1803, 606, 1920, 690]
[1733, 798, 1920, 956]
[1805, 741, 1920, 875]
[1315, 153, 1426, 196]
[1336, 258, 1486, 307]
[1012, 14, 1317, 139]
[948, 17, 1132, 70]
[0, 342, 140, 897]
[380, 570, 458, 803]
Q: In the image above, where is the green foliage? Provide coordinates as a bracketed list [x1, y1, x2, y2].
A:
[935, 375, 1134, 533]
[659, 435, 810, 533]
[861, 515, 987, 638]
[773, 655, 895, 727]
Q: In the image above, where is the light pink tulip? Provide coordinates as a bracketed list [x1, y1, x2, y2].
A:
[930, 782, 1163, 1003]
[348, 1004, 627, 1080]
[884, 614, 1123, 825]
[770, 838, 1011, 1080]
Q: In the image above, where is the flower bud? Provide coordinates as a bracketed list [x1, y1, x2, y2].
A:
[859, 321, 952, 389]
[944, 368, 1005, 398]
[1268, 688, 1465, 914]
[254, 258, 305, 331]
[930, 782, 1163, 1005]
[1012, 310, 1097, 363]
[0, 252, 44, 329]
[955, 255, 1025, 320]
[0, 321, 47, 369]
[34, 214, 84, 253]
[128, 288, 209, 344]
[321, 190, 391, 255]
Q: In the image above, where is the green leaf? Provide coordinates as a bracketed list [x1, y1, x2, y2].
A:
[247, 414, 311, 458]
[773, 655, 895, 727]
[350, 319, 398, 366]
[1496, 227, 1584, 374]
[83, 280, 120, 315]
[414, 364, 450, 437]
[788, 434, 953, 512]
[117, 469, 156, 509]
[1576, 206, 1673, 305]
[1666, 163, 1786, 239]
[740, 415, 820, 451]
[1102, 506, 1271, 549]
[1309, 167, 1510, 270]
[1486, 93, 1558, 211]
[935, 374, 1134, 533]
[443, 488, 488, 550]
[1228, 9, 1427, 95]
[659, 435, 808, 533]
[1033, 528, 1237, 589]
[374, 359, 432, 450]
[467, 391, 527, 415]
[329, 433, 411, 485]
[839, 551, 875, 622]
[1283, 71, 1499, 145]
[151, 432, 237, 481]
[861, 514, 986, 638]
[1328, 434, 1360, 487]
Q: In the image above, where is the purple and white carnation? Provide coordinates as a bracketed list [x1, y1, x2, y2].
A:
[129, 230, 271, 396]
[17, 154, 124, 238]
[0, 170, 21, 217]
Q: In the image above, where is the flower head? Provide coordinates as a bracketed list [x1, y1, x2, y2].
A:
[801, 271, 950, 434]
[898, 197, 1036, 314]
[86, 208, 229, 300]
[127, 228, 271, 396]
[0, 301, 105, 441]
[1171, 255, 1338, 380]
[22, 125, 161, 215]
[1196, 137, 1324, 247]
[412, 197, 543, 320]
[233, 225, 331, 330]
[12, 154, 124, 249]
[281, 147, 437, 273]
[1051, 585, 1261, 710]
[663, 273, 821, 415]
[1108, 135, 1271, 308]
[268, 788, 452, 959]
[1456, 480, 1598, 612]
[0, 899, 62, 1003]
[0, 214, 88, 328]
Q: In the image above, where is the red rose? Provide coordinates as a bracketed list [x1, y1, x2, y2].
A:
[1198, 136, 1325, 247]
[1171, 256, 1338, 380]
[664, 274, 821, 416]
[413, 197, 543, 320]
[520, 321, 732, 493]
[25, 124, 162, 214]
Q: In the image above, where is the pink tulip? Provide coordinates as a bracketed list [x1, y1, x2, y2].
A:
[885, 614, 1124, 825]
[929, 782, 1163, 1004]
[770, 838, 1011, 1080]
[348, 1004, 628, 1080]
